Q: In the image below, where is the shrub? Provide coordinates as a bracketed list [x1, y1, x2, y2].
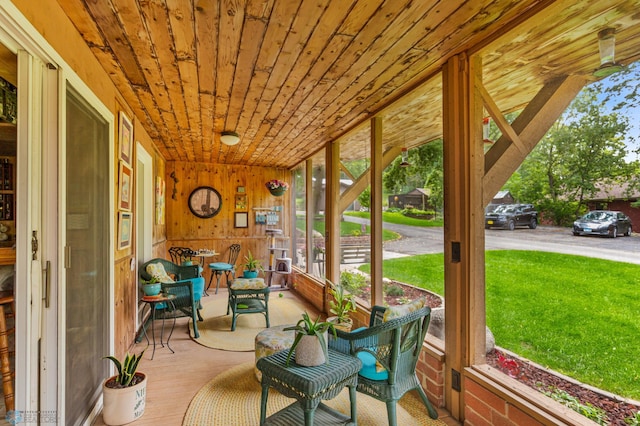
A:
[340, 271, 367, 295]
[384, 283, 404, 297]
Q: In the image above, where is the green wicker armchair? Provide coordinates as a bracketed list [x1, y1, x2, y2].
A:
[328, 305, 438, 424]
[139, 258, 204, 338]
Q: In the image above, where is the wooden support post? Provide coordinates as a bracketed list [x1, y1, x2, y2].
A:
[442, 53, 486, 421]
[370, 117, 384, 307]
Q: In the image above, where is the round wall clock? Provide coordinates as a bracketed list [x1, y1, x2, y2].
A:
[188, 186, 222, 219]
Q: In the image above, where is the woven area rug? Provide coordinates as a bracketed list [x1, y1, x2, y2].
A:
[189, 293, 309, 351]
[183, 362, 446, 426]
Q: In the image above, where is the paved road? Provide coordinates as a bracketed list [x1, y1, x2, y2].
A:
[345, 216, 640, 265]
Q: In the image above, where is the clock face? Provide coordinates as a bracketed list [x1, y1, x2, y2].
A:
[188, 186, 222, 219]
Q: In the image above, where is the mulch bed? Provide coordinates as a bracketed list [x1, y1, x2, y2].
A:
[486, 350, 640, 425]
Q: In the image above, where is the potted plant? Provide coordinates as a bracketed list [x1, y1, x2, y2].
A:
[242, 251, 263, 278]
[102, 351, 146, 425]
[141, 276, 161, 297]
[265, 179, 289, 196]
[326, 280, 356, 332]
[284, 312, 337, 367]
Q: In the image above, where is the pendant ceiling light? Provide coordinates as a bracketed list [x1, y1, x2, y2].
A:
[593, 28, 623, 78]
[220, 131, 240, 146]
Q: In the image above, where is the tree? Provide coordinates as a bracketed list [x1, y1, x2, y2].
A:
[383, 140, 444, 211]
[506, 86, 636, 225]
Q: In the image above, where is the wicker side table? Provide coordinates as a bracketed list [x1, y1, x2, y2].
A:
[257, 348, 362, 425]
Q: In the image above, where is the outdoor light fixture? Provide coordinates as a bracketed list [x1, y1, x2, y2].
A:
[400, 147, 410, 167]
[593, 28, 623, 78]
[220, 130, 240, 146]
[483, 117, 493, 144]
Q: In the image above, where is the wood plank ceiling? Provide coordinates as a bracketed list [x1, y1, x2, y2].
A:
[57, 0, 640, 169]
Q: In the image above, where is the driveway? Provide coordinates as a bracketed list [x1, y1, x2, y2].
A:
[344, 216, 640, 265]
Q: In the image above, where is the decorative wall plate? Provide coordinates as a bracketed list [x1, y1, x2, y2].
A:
[188, 186, 222, 219]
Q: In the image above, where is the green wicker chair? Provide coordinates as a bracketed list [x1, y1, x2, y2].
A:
[328, 305, 438, 424]
[139, 258, 204, 338]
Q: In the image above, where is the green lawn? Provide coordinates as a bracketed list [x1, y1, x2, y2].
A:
[344, 210, 444, 227]
[295, 217, 398, 241]
[360, 250, 640, 399]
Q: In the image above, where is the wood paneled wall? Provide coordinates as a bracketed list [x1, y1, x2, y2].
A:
[166, 161, 291, 271]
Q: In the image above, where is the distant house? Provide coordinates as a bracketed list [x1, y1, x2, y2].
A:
[491, 190, 515, 205]
[486, 190, 515, 212]
[388, 188, 432, 210]
[585, 183, 640, 225]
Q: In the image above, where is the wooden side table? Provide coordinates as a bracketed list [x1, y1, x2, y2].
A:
[140, 293, 177, 359]
[257, 348, 362, 425]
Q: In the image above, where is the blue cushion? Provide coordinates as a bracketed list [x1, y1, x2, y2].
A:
[192, 277, 204, 301]
[356, 351, 388, 381]
[209, 262, 233, 271]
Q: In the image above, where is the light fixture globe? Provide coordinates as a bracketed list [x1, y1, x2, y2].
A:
[593, 28, 623, 78]
[220, 131, 240, 146]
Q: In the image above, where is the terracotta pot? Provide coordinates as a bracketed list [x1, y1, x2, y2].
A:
[294, 332, 328, 366]
[102, 373, 147, 425]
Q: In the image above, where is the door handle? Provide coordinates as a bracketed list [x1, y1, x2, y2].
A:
[43, 260, 51, 308]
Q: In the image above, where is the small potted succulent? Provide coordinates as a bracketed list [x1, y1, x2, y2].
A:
[326, 280, 356, 332]
[102, 351, 146, 425]
[141, 276, 161, 297]
[242, 251, 263, 278]
[284, 312, 337, 367]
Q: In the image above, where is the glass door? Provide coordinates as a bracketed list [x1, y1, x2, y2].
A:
[64, 87, 110, 425]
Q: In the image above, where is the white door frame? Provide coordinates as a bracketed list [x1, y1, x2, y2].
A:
[135, 142, 153, 329]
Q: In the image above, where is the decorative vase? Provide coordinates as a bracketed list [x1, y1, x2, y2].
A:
[243, 270, 259, 279]
[294, 332, 328, 367]
[142, 283, 161, 296]
[269, 187, 286, 196]
[102, 373, 147, 425]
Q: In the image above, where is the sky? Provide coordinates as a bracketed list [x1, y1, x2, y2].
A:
[595, 60, 640, 162]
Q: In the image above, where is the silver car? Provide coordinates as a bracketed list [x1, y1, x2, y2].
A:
[572, 210, 632, 238]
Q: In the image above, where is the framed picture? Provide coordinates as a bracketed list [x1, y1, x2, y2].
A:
[235, 194, 247, 210]
[118, 111, 133, 165]
[119, 161, 132, 211]
[234, 212, 248, 228]
[155, 176, 165, 225]
[118, 211, 132, 249]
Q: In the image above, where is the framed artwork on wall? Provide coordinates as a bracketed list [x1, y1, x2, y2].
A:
[118, 211, 132, 249]
[235, 194, 247, 210]
[234, 212, 248, 228]
[155, 176, 165, 225]
[118, 111, 133, 165]
[118, 161, 132, 211]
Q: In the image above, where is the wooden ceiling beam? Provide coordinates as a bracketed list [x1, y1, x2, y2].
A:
[483, 75, 588, 206]
[338, 145, 401, 213]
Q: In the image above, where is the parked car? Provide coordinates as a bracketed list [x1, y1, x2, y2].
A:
[572, 210, 632, 238]
[485, 204, 538, 230]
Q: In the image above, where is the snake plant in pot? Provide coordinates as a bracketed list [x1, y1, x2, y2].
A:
[284, 312, 337, 367]
[102, 350, 146, 425]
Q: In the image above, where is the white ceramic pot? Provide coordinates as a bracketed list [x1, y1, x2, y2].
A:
[294, 332, 328, 367]
[102, 373, 147, 425]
